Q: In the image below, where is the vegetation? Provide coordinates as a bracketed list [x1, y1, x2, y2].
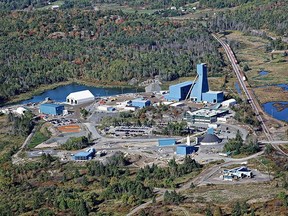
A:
[163, 190, 184, 205]
[136, 156, 201, 188]
[0, 9, 224, 104]
[206, 0, 288, 35]
[233, 102, 260, 127]
[224, 130, 260, 155]
[61, 136, 90, 150]
[28, 123, 51, 149]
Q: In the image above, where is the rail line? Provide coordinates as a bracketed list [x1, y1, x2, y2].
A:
[212, 34, 287, 156]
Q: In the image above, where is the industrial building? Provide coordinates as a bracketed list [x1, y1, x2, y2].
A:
[184, 108, 229, 124]
[97, 105, 115, 112]
[221, 99, 237, 108]
[190, 63, 224, 103]
[131, 98, 151, 108]
[39, 103, 64, 115]
[165, 81, 193, 101]
[73, 148, 96, 161]
[158, 138, 176, 147]
[200, 133, 221, 145]
[176, 145, 196, 155]
[165, 63, 224, 103]
[222, 166, 253, 180]
[66, 90, 95, 105]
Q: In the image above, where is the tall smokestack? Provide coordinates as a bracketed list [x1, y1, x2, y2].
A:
[187, 135, 191, 146]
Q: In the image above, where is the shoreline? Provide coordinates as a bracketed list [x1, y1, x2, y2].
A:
[0, 79, 141, 107]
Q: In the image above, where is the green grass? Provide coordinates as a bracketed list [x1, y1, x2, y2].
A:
[28, 131, 49, 149]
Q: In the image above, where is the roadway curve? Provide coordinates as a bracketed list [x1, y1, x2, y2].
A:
[127, 151, 264, 216]
[211, 34, 288, 157]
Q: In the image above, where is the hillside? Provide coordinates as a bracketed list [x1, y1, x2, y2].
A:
[0, 10, 223, 104]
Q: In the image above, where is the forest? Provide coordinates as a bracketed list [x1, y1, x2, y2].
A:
[0, 10, 223, 103]
[205, 0, 288, 36]
[0, 0, 198, 10]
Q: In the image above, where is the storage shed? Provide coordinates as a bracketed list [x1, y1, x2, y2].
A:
[39, 104, 64, 115]
[158, 138, 176, 147]
[66, 90, 95, 105]
[176, 145, 196, 155]
[131, 98, 151, 108]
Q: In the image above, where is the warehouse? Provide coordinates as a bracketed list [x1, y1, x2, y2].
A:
[73, 148, 96, 161]
[176, 145, 196, 155]
[66, 90, 95, 105]
[165, 81, 193, 101]
[39, 103, 64, 115]
[158, 138, 176, 147]
[131, 98, 151, 108]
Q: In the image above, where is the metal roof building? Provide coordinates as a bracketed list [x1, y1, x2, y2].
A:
[176, 145, 196, 155]
[66, 90, 95, 105]
[165, 81, 193, 101]
[158, 138, 176, 146]
[184, 108, 229, 124]
[131, 98, 151, 108]
[200, 134, 221, 145]
[39, 103, 64, 115]
[190, 63, 224, 103]
[73, 148, 96, 160]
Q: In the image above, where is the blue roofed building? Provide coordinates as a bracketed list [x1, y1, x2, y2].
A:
[73, 148, 96, 160]
[190, 63, 224, 103]
[176, 145, 196, 155]
[131, 98, 151, 108]
[165, 81, 193, 101]
[158, 138, 176, 146]
[39, 103, 64, 115]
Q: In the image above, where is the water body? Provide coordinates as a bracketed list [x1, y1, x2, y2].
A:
[258, 70, 269, 76]
[20, 84, 138, 104]
[263, 101, 288, 122]
[277, 84, 288, 91]
[234, 82, 242, 94]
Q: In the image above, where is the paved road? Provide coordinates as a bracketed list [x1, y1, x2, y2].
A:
[127, 151, 264, 215]
[212, 34, 288, 157]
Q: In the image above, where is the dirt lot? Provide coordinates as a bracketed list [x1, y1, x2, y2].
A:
[57, 124, 81, 133]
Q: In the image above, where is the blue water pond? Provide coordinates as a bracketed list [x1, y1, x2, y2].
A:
[263, 101, 288, 122]
[20, 84, 138, 104]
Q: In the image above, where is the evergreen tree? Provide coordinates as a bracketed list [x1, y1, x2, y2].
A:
[232, 202, 242, 216]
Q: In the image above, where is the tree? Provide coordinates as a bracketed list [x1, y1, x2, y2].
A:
[74, 169, 80, 178]
[213, 206, 223, 216]
[77, 199, 88, 216]
[81, 176, 89, 186]
[232, 202, 242, 216]
[205, 207, 213, 216]
[152, 195, 156, 204]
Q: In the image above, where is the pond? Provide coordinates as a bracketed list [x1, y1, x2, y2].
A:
[258, 70, 269, 76]
[234, 82, 242, 94]
[20, 84, 138, 104]
[263, 101, 288, 122]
